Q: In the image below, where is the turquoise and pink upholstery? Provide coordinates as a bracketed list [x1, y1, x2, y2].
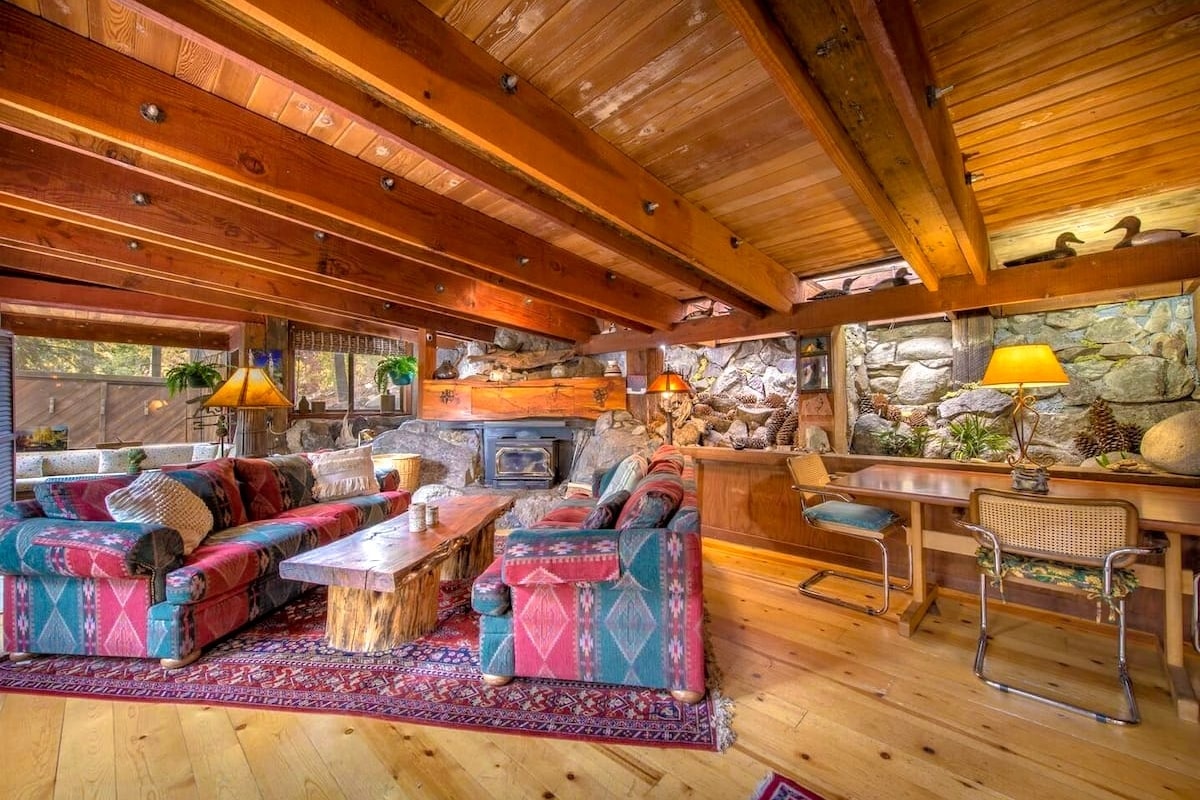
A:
[472, 444, 705, 697]
[0, 457, 408, 661]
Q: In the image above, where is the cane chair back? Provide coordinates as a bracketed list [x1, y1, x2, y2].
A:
[970, 490, 1139, 568]
[787, 454, 832, 508]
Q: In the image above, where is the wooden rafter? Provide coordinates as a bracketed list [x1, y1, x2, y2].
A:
[0, 274, 258, 325]
[204, 0, 801, 314]
[719, 0, 992, 289]
[0, 6, 680, 331]
[126, 0, 771, 318]
[0, 130, 597, 343]
[581, 237, 1200, 353]
[0, 312, 231, 351]
[0, 207, 499, 343]
[0, 247, 446, 341]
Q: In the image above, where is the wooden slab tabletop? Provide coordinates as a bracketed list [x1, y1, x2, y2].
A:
[279, 494, 514, 592]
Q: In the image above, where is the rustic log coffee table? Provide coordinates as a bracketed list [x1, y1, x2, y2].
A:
[279, 494, 513, 653]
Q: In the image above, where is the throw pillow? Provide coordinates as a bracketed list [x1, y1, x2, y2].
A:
[15, 453, 43, 479]
[597, 453, 648, 504]
[36, 474, 139, 521]
[615, 473, 686, 531]
[97, 448, 129, 474]
[581, 489, 630, 529]
[191, 443, 220, 461]
[105, 471, 214, 554]
[309, 445, 377, 501]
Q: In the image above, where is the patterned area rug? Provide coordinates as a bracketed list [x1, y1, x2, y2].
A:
[0, 582, 733, 751]
[750, 772, 828, 800]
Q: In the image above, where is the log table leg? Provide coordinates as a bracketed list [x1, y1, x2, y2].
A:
[325, 561, 443, 652]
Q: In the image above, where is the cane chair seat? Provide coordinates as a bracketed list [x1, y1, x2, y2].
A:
[787, 455, 910, 617]
[958, 488, 1166, 725]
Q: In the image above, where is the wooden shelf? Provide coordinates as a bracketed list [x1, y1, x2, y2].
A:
[421, 377, 626, 421]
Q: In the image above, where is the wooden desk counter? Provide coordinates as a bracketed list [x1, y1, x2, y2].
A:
[833, 464, 1200, 722]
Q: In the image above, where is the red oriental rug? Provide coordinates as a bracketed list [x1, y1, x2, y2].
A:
[0, 582, 733, 751]
[749, 771, 828, 800]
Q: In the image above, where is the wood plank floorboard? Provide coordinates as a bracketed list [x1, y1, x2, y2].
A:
[2, 539, 1198, 799]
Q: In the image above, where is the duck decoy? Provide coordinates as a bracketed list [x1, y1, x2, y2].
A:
[810, 276, 857, 301]
[1002, 232, 1085, 267]
[869, 266, 911, 291]
[1106, 216, 1194, 249]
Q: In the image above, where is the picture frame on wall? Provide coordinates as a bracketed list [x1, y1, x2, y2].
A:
[798, 354, 829, 392]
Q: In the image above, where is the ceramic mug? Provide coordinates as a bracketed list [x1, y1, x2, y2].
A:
[408, 502, 427, 532]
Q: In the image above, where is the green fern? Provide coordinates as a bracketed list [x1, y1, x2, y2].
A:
[948, 415, 1011, 461]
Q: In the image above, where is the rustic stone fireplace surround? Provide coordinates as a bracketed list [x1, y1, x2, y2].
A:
[445, 419, 584, 489]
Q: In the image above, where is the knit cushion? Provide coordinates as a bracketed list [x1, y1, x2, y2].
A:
[310, 445, 376, 501]
[105, 471, 214, 554]
[804, 501, 900, 532]
[597, 453, 647, 504]
[581, 489, 630, 530]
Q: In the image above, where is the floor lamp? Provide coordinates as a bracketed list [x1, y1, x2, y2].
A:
[203, 367, 292, 457]
[979, 344, 1069, 493]
[647, 368, 693, 445]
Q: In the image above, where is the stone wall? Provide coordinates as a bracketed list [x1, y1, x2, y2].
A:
[849, 296, 1199, 465]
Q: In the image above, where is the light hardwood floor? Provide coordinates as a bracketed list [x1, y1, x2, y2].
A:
[1, 540, 1198, 800]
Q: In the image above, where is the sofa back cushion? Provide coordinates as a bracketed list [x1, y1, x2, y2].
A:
[580, 489, 630, 530]
[645, 444, 685, 476]
[36, 474, 139, 521]
[234, 455, 315, 521]
[15, 453, 43, 479]
[40, 450, 101, 477]
[162, 458, 248, 531]
[615, 472, 686, 531]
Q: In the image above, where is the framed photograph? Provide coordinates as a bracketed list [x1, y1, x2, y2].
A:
[798, 354, 829, 392]
[251, 348, 285, 389]
[799, 336, 827, 355]
[16, 425, 69, 451]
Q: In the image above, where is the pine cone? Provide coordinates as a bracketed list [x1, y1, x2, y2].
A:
[871, 393, 890, 412]
[858, 396, 875, 415]
[766, 393, 787, 408]
[1118, 422, 1144, 453]
[746, 435, 769, 450]
[737, 391, 760, 406]
[692, 403, 714, 417]
[776, 412, 799, 446]
[1074, 432, 1102, 459]
[764, 407, 787, 443]
[907, 408, 928, 428]
[886, 407, 903, 423]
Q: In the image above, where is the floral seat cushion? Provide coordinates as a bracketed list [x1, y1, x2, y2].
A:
[976, 549, 1139, 601]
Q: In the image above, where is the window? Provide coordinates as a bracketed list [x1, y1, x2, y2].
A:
[292, 328, 408, 413]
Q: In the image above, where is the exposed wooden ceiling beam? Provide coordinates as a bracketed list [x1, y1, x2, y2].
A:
[718, 0, 992, 289]
[0, 274, 259, 325]
[0, 6, 680, 331]
[0, 207, 499, 343]
[0, 129, 597, 343]
[205, 0, 801, 314]
[0, 248, 450, 341]
[125, 0, 771, 319]
[581, 237, 1200, 353]
[0, 312, 231, 351]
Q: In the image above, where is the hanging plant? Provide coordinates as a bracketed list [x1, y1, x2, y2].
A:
[374, 354, 418, 392]
[163, 361, 223, 397]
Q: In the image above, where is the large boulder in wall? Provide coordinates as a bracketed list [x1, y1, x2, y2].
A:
[1140, 410, 1200, 475]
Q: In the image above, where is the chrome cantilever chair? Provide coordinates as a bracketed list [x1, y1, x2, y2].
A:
[787, 455, 910, 616]
[956, 489, 1167, 725]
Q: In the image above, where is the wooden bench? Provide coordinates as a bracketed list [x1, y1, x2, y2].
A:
[279, 494, 513, 652]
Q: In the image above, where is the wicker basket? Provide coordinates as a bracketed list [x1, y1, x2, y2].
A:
[385, 453, 421, 491]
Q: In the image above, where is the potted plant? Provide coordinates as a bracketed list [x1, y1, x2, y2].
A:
[374, 354, 418, 392]
[164, 361, 223, 397]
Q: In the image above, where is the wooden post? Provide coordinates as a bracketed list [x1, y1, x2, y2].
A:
[830, 328, 847, 453]
[416, 328, 438, 419]
[626, 348, 664, 425]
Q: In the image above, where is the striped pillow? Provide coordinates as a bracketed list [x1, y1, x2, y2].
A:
[597, 453, 647, 504]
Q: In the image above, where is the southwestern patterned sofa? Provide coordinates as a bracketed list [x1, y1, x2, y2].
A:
[0, 455, 409, 667]
[471, 444, 706, 703]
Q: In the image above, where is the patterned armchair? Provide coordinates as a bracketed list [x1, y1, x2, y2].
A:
[471, 445, 706, 702]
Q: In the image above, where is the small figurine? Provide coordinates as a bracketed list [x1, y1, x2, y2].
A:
[1003, 232, 1085, 267]
[810, 276, 857, 300]
[1106, 216, 1194, 248]
[869, 266, 911, 291]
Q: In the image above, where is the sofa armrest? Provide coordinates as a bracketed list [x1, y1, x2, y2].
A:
[471, 556, 510, 616]
[0, 517, 184, 580]
[500, 528, 621, 585]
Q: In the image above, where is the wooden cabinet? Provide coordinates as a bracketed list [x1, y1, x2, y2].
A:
[420, 377, 626, 421]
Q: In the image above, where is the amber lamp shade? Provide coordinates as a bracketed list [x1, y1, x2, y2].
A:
[648, 369, 692, 445]
[980, 344, 1069, 489]
[203, 367, 291, 410]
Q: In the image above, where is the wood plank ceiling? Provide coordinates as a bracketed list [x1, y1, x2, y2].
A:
[0, 0, 1196, 349]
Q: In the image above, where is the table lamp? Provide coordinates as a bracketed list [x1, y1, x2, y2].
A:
[647, 368, 692, 445]
[203, 366, 291, 457]
[979, 344, 1069, 493]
